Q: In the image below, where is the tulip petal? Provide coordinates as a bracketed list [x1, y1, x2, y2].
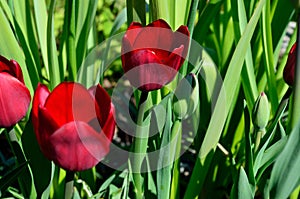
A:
[149, 19, 172, 29]
[124, 49, 180, 91]
[88, 84, 112, 127]
[10, 60, 25, 84]
[38, 106, 60, 160]
[121, 37, 134, 80]
[49, 121, 111, 171]
[103, 104, 115, 141]
[176, 25, 190, 36]
[124, 22, 143, 46]
[0, 73, 30, 127]
[121, 22, 142, 58]
[32, 83, 50, 143]
[0, 55, 12, 73]
[166, 45, 185, 71]
[44, 82, 97, 126]
[122, 48, 161, 73]
[132, 20, 173, 52]
[0, 56, 25, 83]
[283, 43, 296, 86]
[172, 25, 190, 59]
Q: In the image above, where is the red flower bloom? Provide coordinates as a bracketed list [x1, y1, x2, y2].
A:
[0, 56, 31, 128]
[32, 82, 115, 171]
[283, 43, 296, 86]
[121, 19, 190, 91]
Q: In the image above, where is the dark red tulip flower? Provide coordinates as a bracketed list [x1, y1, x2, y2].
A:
[32, 82, 115, 171]
[121, 19, 190, 91]
[283, 43, 296, 86]
[0, 55, 31, 128]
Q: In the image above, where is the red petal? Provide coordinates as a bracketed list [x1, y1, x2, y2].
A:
[165, 45, 185, 71]
[102, 103, 115, 141]
[132, 20, 173, 51]
[122, 49, 161, 72]
[148, 19, 172, 29]
[172, 25, 190, 59]
[38, 106, 60, 160]
[124, 22, 143, 46]
[88, 84, 112, 127]
[0, 56, 12, 73]
[0, 73, 31, 127]
[32, 83, 50, 142]
[0, 56, 24, 83]
[49, 121, 111, 171]
[121, 37, 133, 70]
[283, 43, 296, 86]
[44, 82, 97, 126]
[10, 60, 25, 84]
[124, 49, 179, 91]
[176, 25, 190, 37]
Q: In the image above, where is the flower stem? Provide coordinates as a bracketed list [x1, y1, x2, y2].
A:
[254, 128, 265, 153]
[132, 92, 150, 199]
[64, 171, 74, 199]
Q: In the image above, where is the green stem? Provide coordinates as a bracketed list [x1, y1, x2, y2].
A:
[132, 92, 150, 199]
[64, 171, 74, 199]
[254, 128, 265, 153]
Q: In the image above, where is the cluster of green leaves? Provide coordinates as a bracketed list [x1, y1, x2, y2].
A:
[0, 0, 299, 198]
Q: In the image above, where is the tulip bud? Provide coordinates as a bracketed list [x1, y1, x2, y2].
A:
[283, 43, 296, 86]
[252, 92, 270, 130]
[173, 73, 199, 120]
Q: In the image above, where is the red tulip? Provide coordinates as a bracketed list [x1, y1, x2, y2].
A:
[283, 43, 296, 86]
[32, 82, 115, 171]
[121, 19, 190, 91]
[0, 55, 31, 128]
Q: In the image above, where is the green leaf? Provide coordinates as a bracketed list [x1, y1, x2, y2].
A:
[65, 0, 77, 81]
[98, 173, 117, 196]
[109, 8, 127, 36]
[231, 167, 254, 199]
[0, 0, 15, 29]
[121, 170, 130, 199]
[0, 7, 33, 94]
[14, 0, 42, 83]
[7, 130, 37, 199]
[192, 1, 224, 44]
[255, 133, 287, 182]
[47, 0, 62, 89]
[0, 161, 28, 192]
[21, 120, 53, 199]
[261, 0, 278, 115]
[33, 0, 49, 79]
[244, 106, 255, 186]
[269, 120, 300, 199]
[156, 97, 173, 199]
[184, 0, 266, 197]
[231, 0, 258, 110]
[75, 0, 98, 72]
